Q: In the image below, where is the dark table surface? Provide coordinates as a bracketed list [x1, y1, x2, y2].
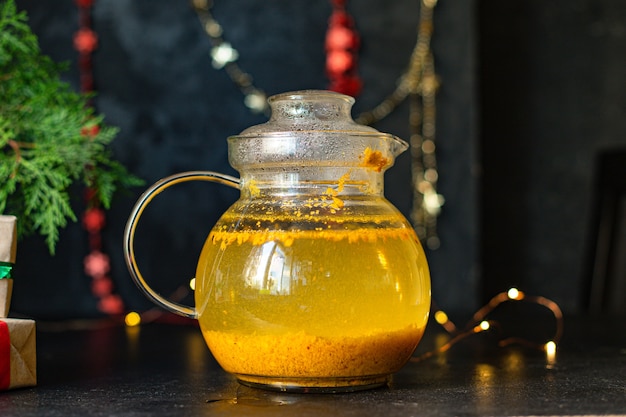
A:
[1, 314, 625, 417]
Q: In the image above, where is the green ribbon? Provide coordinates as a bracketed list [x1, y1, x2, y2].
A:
[0, 261, 13, 280]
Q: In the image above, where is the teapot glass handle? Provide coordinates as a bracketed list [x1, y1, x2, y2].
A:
[123, 171, 241, 319]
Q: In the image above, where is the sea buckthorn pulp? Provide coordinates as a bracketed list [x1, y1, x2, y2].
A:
[195, 170, 430, 391]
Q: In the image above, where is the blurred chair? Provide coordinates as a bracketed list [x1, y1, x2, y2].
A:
[584, 149, 626, 315]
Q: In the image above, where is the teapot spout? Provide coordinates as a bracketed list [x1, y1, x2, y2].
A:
[390, 135, 409, 159]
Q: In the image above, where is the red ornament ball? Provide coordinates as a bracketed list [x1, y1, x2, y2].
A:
[326, 50, 354, 74]
[326, 25, 359, 51]
[73, 28, 98, 53]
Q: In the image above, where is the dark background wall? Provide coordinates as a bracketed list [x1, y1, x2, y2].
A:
[10, 0, 478, 319]
[479, 0, 626, 312]
[9, 0, 624, 320]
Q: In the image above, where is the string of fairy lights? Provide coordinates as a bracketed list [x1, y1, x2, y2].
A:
[70, 0, 563, 364]
[411, 288, 563, 364]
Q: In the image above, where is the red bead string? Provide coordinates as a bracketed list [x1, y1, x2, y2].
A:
[74, 0, 125, 316]
[325, 0, 362, 97]
[74, 0, 98, 98]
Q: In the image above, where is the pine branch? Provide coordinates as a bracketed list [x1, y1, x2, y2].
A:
[0, 0, 143, 254]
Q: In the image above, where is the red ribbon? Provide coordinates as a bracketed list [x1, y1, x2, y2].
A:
[0, 321, 10, 390]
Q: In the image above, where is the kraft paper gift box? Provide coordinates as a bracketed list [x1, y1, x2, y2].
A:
[0, 215, 37, 390]
[0, 215, 17, 318]
[0, 318, 36, 390]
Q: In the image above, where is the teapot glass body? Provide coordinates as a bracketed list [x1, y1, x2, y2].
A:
[124, 91, 431, 392]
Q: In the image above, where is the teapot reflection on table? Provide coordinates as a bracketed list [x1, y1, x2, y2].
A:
[124, 90, 431, 392]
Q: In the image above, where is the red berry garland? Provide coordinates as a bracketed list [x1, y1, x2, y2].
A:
[325, 0, 362, 97]
[75, 0, 125, 316]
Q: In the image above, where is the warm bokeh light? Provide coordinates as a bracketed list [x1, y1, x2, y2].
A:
[507, 287, 522, 300]
[125, 311, 141, 327]
[434, 310, 449, 325]
[545, 340, 557, 364]
[189, 278, 196, 291]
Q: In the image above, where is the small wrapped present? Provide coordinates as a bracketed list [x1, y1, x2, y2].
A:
[0, 215, 17, 317]
[0, 318, 36, 390]
[0, 216, 37, 390]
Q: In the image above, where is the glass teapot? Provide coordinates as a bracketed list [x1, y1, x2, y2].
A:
[124, 90, 431, 392]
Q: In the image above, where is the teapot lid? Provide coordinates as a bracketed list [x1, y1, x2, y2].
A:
[238, 90, 380, 137]
[228, 90, 408, 170]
